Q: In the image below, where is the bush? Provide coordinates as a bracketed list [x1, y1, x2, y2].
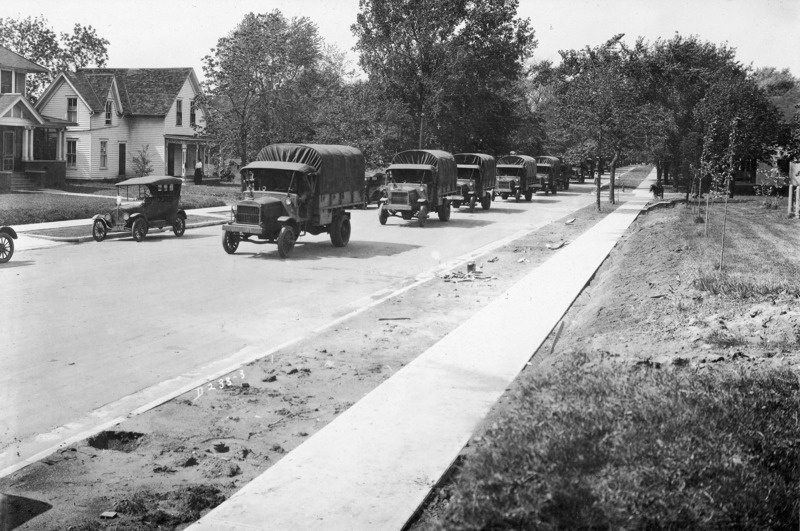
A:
[433, 366, 799, 530]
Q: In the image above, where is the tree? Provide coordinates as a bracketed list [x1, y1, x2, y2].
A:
[200, 11, 325, 166]
[352, 0, 535, 152]
[132, 145, 154, 178]
[0, 16, 109, 101]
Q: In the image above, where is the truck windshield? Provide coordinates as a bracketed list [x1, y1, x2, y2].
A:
[457, 168, 478, 180]
[254, 169, 301, 192]
[390, 169, 430, 184]
[537, 166, 553, 176]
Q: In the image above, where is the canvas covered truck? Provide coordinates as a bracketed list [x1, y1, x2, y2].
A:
[536, 156, 569, 193]
[222, 143, 365, 259]
[496, 154, 539, 201]
[378, 149, 457, 227]
[451, 153, 497, 212]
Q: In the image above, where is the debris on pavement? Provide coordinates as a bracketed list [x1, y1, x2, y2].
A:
[565, 218, 576, 225]
[546, 240, 566, 250]
[516, 257, 529, 263]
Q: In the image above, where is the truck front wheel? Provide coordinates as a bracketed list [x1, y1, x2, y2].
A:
[418, 206, 428, 227]
[379, 206, 388, 225]
[330, 215, 351, 247]
[222, 231, 240, 254]
[481, 194, 491, 210]
[277, 226, 296, 258]
[437, 201, 450, 221]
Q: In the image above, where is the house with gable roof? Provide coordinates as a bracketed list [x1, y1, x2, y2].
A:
[0, 45, 74, 191]
[35, 67, 208, 181]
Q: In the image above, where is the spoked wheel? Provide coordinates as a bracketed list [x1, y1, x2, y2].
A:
[92, 220, 107, 242]
[379, 206, 389, 225]
[469, 196, 477, 213]
[437, 201, 451, 221]
[277, 225, 296, 258]
[222, 231, 240, 254]
[330, 215, 351, 247]
[417, 206, 428, 227]
[173, 216, 186, 237]
[132, 218, 147, 242]
[0, 233, 13, 263]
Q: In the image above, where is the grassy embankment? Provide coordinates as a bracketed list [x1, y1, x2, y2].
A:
[425, 197, 800, 529]
[0, 182, 239, 226]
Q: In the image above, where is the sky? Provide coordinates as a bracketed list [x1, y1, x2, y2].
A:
[7, 0, 800, 80]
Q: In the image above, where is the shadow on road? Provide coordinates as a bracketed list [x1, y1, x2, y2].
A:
[0, 260, 35, 269]
[381, 218, 495, 230]
[0, 493, 52, 530]
[243, 240, 423, 261]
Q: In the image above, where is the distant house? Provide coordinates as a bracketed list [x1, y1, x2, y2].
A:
[35, 68, 207, 181]
[0, 45, 73, 191]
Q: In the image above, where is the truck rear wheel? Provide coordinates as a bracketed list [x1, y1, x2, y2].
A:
[437, 201, 450, 221]
[222, 231, 239, 254]
[277, 226, 296, 258]
[330, 215, 351, 247]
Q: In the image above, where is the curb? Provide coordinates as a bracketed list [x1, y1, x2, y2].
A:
[24, 219, 227, 243]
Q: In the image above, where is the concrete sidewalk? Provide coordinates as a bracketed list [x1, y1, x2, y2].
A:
[186, 169, 657, 531]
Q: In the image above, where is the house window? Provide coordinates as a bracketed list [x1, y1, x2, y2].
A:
[105, 101, 112, 125]
[100, 140, 107, 169]
[176, 99, 183, 126]
[67, 98, 78, 123]
[15, 72, 25, 96]
[190, 100, 196, 126]
[0, 70, 11, 94]
[67, 140, 77, 168]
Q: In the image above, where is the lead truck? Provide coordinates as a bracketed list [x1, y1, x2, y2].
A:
[222, 143, 365, 258]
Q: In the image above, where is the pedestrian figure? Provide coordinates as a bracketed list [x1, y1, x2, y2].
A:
[194, 159, 203, 185]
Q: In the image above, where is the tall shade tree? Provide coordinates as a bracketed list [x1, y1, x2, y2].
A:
[200, 11, 325, 167]
[352, 0, 535, 153]
[0, 15, 109, 101]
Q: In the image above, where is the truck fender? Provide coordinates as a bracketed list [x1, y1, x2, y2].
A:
[0, 226, 17, 239]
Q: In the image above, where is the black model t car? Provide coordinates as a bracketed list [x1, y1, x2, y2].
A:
[92, 176, 187, 242]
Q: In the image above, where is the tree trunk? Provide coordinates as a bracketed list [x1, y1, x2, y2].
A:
[608, 150, 619, 204]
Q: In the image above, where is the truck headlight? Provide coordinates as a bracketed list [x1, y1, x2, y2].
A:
[285, 198, 292, 206]
[123, 213, 130, 221]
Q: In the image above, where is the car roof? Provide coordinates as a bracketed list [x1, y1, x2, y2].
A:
[116, 176, 184, 187]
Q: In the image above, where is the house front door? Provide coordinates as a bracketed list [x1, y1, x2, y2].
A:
[2, 130, 14, 171]
[118, 143, 126, 176]
[167, 145, 175, 176]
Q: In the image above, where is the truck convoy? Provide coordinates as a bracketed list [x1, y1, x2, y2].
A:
[451, 153, 497, 212]
[222, 143, 365, 258]
[378, 149, 457, 227]
[536, 156, 570, 193]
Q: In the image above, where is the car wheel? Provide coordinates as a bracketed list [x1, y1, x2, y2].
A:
[330, 215, 351, 247]
[222, 231, 239, 254]
[0, 233, 13, 263]
[92, 220, 107, 242]
[437, 201, 450, 222]
[469, 196, 476, 213]
[132, 218, 147, 242]
[173, 216, 186, 237]
[379, 206, 388, 225]
[277, 225, 296, 258]
[418, 206, 428, 227]
[525, 190, 533, 202]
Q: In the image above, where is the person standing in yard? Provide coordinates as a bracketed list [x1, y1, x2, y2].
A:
[194, 159, 203, 185]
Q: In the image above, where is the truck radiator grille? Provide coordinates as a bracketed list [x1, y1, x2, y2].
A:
[388, 192, 409, 205]
[236, 205, 260, 224]
[497, 181, 511, 191]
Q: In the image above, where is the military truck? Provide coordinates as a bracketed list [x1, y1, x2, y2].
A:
[378, 149, 457, 227]
[222, 143, 365, 258]
[536, 156, 569, 193]
[495, 154, 539, 201]
[451, 153, 497, 212]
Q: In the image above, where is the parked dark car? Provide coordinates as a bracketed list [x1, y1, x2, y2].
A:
[495, 154, 539, 201]
[451, 153, 497, 212]
[222, 143, 365, 258]
[379, 149, 457, 227]
[92, 176, 187, 242]
[536, 156, 569, 193]
[0, 226, 17, 263]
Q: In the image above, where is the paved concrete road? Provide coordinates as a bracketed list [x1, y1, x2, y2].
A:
[0, 182, 602, 469]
